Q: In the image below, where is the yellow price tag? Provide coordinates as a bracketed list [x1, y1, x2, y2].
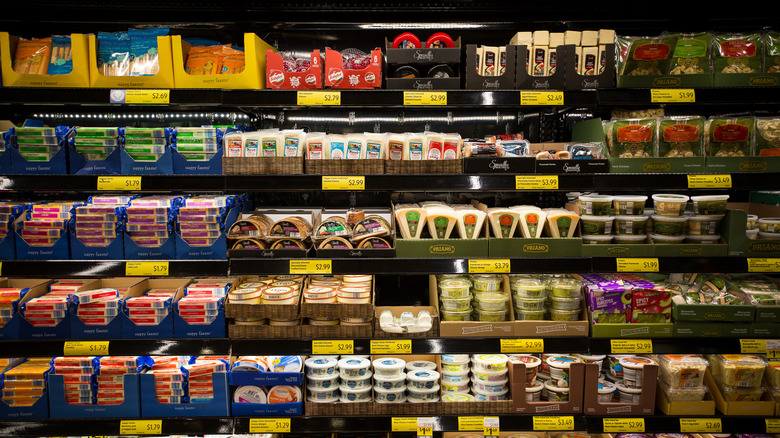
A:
[370, 340, 412, 354]
[516, 175, 559, 190]
[766, 418, 780, 433]
[64, 341, 109, 356]
[312, 339, 354, 355]
[297, 91, 341, 105]
[679, 418, 722, 433]
[603, 418, 645, 433]
[740, 339, 768, 353]
[404, 91, 447, 105]
[611, 339, 653, 354]
[417, 418, 434, 437]
[322, 175, 366, 190]
[458, 417, 485, 431]
[119, 420, 162, 435]
[97, 176, 141, 191]
[687, 174, 732, 188]
[289, 260, 332, 275]
[483, 417, 499, 436]
[748, 258, 780, 272]
[391, 418, 418, 432]
[651, 88, 695, 103]
[616, 258, 659, 272]
[468, 259, 510, 274]
[0, 262, 3, 276]
[249, 418, 291, 433]
[126, 261, 169, 276]
[532, 416, 575, 431]
[500, 338, 544, 353]
[112, 89, 170, 105]
[521, 90, 564, 105]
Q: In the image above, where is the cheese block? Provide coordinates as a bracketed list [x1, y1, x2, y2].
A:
[242, 132, 261, 158]
[442, 133, 462, 159]
[224, 132, 244, 157]
[363, 132, 388, 160]
[425, 133, 444, 160]
[282, 129, 305, 157]
[228, 215, 273, 239]
[487, 208, 521, 238]
[516, 207, 547, 238]
[326, 134, 346, 159]
[425, 207, 457, 239]
[261, 132, 282, 157]
[314, 216, 352, 240]
[405, 133, 426, 160]
[544, 209, 580, 238]
[395, 204, 427, 239]
[352, 215, 391, 241]
[387, 133, 406, 161]
[346, 134, 365, 160]
[454, 207, 486, 239]
[318, 236, 353, 249]
[306, 133, 326, 159]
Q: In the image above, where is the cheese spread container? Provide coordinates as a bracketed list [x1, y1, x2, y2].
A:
[441, 308, 472, 321]
[758, 217, 780, 233]
[619, 356, 656, 388]
[472, 274, 502, 292]
[709, 354, 767, 387]
[690, 195, 729, 215]
[544, 380, 570, 401]
[474, 387, 509, 401]
[340, 372, 373, 390]
[515, 309, 545, 320]
[407, 369, 440, 390]
[613, 195, 648, 215]
[471, 377, 508, 393]
[472, 366, 508, 382]
[374, 385, 406, 403]
[442, 393, 475, 402]
[525, 382, 544, 401]
[307, 385, 339, 402]
[233, 385, 268, 404]
[580, 215, 614, 235]
[440, 369, 470, 383]
[650, 214, 689, 236]
[267, 356, 303, 373]
[374, 374, 406, 390]
[372, 357, 406, 378]
[597, 379, 616, 402]
[652, 194, 690, 217]
[616, 381, 642, 403]
[306, 374, 340, 389]
[550, 295, 581, 310]
[474, 292, 509, 311]
[441, 380, 470, 393]
[438, 278, 472, 299]
[687, 215, 724, 235]
[337, 357, 371, 378]
[267, 385, 302, 404]
[546, 355, 582, 382]
[305, 357, 339, 377]
[512, 355, 542, 385]
[650, 233, 685, 244]
[579, 194, 614, 215]
[440, 295, 472, 311]
[614, 215, 649, 235]
[472, 354, 508, 372]
[582, 235, 613, 245]
[550, 278, 582, 297]
[405, 360, 437, 371]
[406, 385, 440, 402]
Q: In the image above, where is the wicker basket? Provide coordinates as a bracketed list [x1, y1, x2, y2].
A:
[440, 400, 514, 414]
[225, 299, 300, 320]
[373, 400, 443, 415]
[301, 324, 373, 339]
[384, 159, 462, 174]
[223, 157, 304, 175]
[228, 324, 301, 339]
[305, 400, 374, 416]
[305, 159, 384, 175]
[300, 301, 374, 319]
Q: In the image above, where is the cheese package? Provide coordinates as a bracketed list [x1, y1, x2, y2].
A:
[387, 133, 406, 161]
[425, 132, 444, 160]
[454, 206, 487, 239]
[548, 33, 565, 76]
[261, 131, 282, 157]
[223, 132, 244, 157]
[405, 133, 426, 160]
[281, 129, 306, 157]
[481, 46, 499, 76]
[305, 133, 326, 159]
[325, 134, 346, 159]
[425, 206, 457, 239]
[488, 208, 520, 238]
[346, 134, 365, 160]
[352, 215, 392, 241]
[395, 204, 428, 239]
[514, 207, 547, 238]
[364, 132, 388, 159]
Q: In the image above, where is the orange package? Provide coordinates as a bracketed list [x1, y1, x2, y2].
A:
[13, 37, 52, 75]
[220, 47, 245, 75]
[184, 45, 227, 76]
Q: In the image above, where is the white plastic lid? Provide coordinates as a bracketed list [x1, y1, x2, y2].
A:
[525, 382, 544, 393]
[374, 374, 406, 384]
[373, 384, 406, 394]
[305, 357, 338, 371]
[652, 214, 688, 223]
[690, 195, 729, 202]
[472, 377, 508, 386]
[233, 385, 268, 404]
[337, 357, 371, 371]
[543, 380, 570, 393]
[613, 195, 648, 202]
[583, 235, 613, 242]
[442, 393, 475, 402]
[580, 194, 614, 201]
[405, 360, 437, 371]
[441, 354, 470, 364]
[472, 354, 508, 369]
[306, 384, 339, 393]
[511, 355, 542, 368]
[650, 233, 686, 242]
[686, 234, 721, 242]
[372, 357, 406, 373]
[406, 384, 441, 394]
[652, 194, 690, 202]
[471, 366, 508, 376]
[546, 355, 583, 369]
[688, 214, 725, 222]
[619, 356, 656, 369]
[267, 356, 303, 373]
[338, 385, 372, 394]
[616, 381, 642, 393]
[407, 369, 440, 383]
[580, 215, 615, 221]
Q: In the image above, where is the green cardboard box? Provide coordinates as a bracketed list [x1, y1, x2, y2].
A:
[724, 202, 780, 257]
[712, 72, 780, 88]
[581, 237, 655, 257]
[704, 156, 780, 173]
[674, 321, 754, 337]
[617, 73, 714, 88]
[671, 296, 755, 322]
[488, 237, 582, 258]
[588, 311, 673, 338]
[395, 238, 489, 258]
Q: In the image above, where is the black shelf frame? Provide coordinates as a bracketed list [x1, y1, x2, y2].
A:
[0, 260, 229, 277]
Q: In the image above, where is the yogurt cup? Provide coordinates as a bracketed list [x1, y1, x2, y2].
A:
[614, 215, 649, 235]
[580, 215, 614, 235]
[307, 386, 340, 402]
[760, 231, 780, 240]
[525, 382, 544, 401]
[582, 235, 613, 245]
[373, 386, 406, 403]
[690, 195, 729, 215]
[515, 309, 546, 320]
[441, 380, 470, 393]
[442, 393, 475, 402]
[407, 369, 440, 390]
[758, 218, 780, 234]
[372, 357, 406, 378]
[472, 354, 509, 372]
[546, 355, 583, 383]
[687, 214, 724, 235]
[471, 377, 508, 393]
[406, 385, 440, 402]
[337, 357, 371, 378]
[512, 355, 542, 385]
[597, 379, 617, 402]
[616, 381, 642, 403]
[685, 234, 721, 244]
[620, 356, 656, 388]
[305, 357, 339, 377]
[650, 233, 685, 244]
[306, 374, 340, 389]
[544, 380, 570, 401]
[550, 308, 580, 321]
[613, 195, 648, 215]
[652, 214, 688, 236]
[652, 194, 690, 217]
[374, 374, 406, 390]
[579, 194, 614, 215]
[473, 387, 509, 401]
[339, 385, 372, 402]
[613, 234, 648, 244]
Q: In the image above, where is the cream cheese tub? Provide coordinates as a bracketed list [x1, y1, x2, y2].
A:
[472, 354, 508, 372]
[616, 381, 642, 403]
[374, 386, 406, 403]
[306, 374, 340, 389]
[374, 373, 406, 390]
[579, 194, 614, 215]
[337, 357, 371, 378]
[620, 356, 656, 388]
[614, 215, 649, 235]
[471, 274, 502, 292]
[372, 357, 406, 378]
[441, 380, 470, 393]
[512, 355, 542, 385]
[546, 355, 583, 382]
[473, 387, 509, 401]
[407, 369, 440, 390]
[442, 393, 475, 402]
[597, 379, 616, 402]
[441, 354, 470, 364]
[471, 366, 508, 382]
[580, 215, 614, 235]
[339, 385, 372, 402]
[690, 194, 729, 215]
[613, 195, 647, 215]
[652, 194, 690, 217]
[405, 360, 437, 371]
[544, 380, 570, 401]
[406, 385, 440, 402]
[340, 372, 373, 390]
[471, 377, 508, 393]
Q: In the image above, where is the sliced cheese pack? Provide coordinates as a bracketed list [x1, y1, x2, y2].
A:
[395, 204, 428, 239]
[488, 208, 520, 238]
[306, 133, 327, 159]
[325, 134, 346, 159]
[363, 132, 388, 159]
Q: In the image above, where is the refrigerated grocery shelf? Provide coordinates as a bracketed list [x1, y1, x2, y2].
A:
[0, 339, 231, 358]
[0, 260, 228, 278]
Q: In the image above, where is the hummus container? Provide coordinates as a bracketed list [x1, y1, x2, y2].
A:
[512, 355, 542, 385]
[474, 308, 508, 321]
[440, 296, 473, 311]
[472, 366, 508, 382]
[550, 278, 581, 298]
[339, 385, 372, 402]
[613, 195, 648, 215]
[747, 229, 759, 240]
[472, 354, 508, 372]
[441, 308, 472, 321]
[439, 278, 472, 299]
[582, 235, 613, 245]
[597, 379, 616, 402]
[442, 393, 475, 402]
[652, 194, 690, 217]
[515, 309, 546, 320]
[307, 386, 339, 402]
[340, 372, 373, 390]
[758, 218, 780, 233]
[550, 308, 580, 321]
[511, 278, 546, 298]
[374, 374, 406, 390]
[546, 355, 582, 383]
[407, 369, 440, 390]
[685, 234, 721, 244]
[406, 385, 440, 402]
[337, 357, 371, 378]
[614, 215, 649, 235]
[306, 374, 340, 389]
[472, 377, 508, 393]
[687, 215, 724, 235]
[607, 354, 635, 378]
[441, 380, 470, 393]
[406, 360, 437, 372]
[747, 214, 758, 229]
[305, 357, 339, 377]
[373, 386, 406, 403]
[616, 381, 642, 403]
[650, 233, 685, 244]
[709, 354, 767, 387]
[526, 382, 544, 401]
[474, 387, 509, 401]
[474, 292, 509, 311]
[580, 215, 614, 235]
[514, 297, 546, 311]
[652, 214, 688, 236]
[579, 194, 614, 215]
[767, 364, 780, 387]
[759, 231, 780, 240]
[613, 234, 648, 244]
[619, 356, 656, 388]
[372, 357, 406, 378]
[690, 195, 729, 215]
[472, 275, 503, 292]
[544, 380, 570, 401]
[550, 295, 581, 310]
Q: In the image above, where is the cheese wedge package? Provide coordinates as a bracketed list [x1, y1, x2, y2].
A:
[487, 208, 520, 238]
[394, 204, 428, 239]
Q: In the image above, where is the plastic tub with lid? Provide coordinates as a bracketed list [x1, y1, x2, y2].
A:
[471, 274, 502, 291]
[580, 215, 614, 235]
[613, 234, 649, 244]
[472, 354, 509, 372]
[579, 194, 614, 215]
[474, 387, 509, 401]
[441, 354, 469, 364]
[474, 292, 509, 311]
[441, 362, 470, 375]
[544, 380, 570, 401]
[550, 308, 580, 321]
[440, 295, 472, 311]
[474, 308, 508, 322]
[405, 360, 437, 371]
[438, 278, 472, 299]
[515, 309, 546, 320]
[582, 235, 613, 245]
[652, 214, 688, 236]
[514, 296, 545, 311]
[613, 195, 648, 215]
[573, 354, 606, 372]
[512, 355, 542, 385]
[471, 366, 508, 382]
[339, 385, 372, 402]
[440, 369, 470, 383]
[614, 215, 649, 235]
[374, 373, 406, 390]
[373, 385, 406, 403]
[550, 295, 581, 310]
[658, 379, 707, 402]
[305, 357, 338, 377]
[442, 393, 475, 402]
[747, 214, 758, 229]
[690, 194, 729, 215]
[307, 385, 339, 402]
[306, 374, 340, 390]
[549, 277, 581, 298]
[616, 381, 642, 403]
[546, 355, 582, 382]
[714, 379, 765, 402]
[759, 231, 780, 240]
[620, 356, 656, 388]
[372, 357, 406, 378]
[441, 308, 472, 321]
[337, 357, 371, 378]
[597, 379, 616, 402]
[709, 354, 767, 387]
[650, 233, 685, 244]
[511, 278, 546, 297]
[407, 369, 440, 390]
[406, 384, 440, 402]
[687, 214, 724, 235]
[471, 377, 508, 393]
[525, 382, 544, 401]
[441, 380, 470, 393]
[340, 372, 373, 389]
[652, 194, 690, 217]
[747, 229, 759, 240]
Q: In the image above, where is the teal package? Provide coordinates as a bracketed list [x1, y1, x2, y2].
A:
[129, 27, 169, 76]
[47, 36, 73, 75]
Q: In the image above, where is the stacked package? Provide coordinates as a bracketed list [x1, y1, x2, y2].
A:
[13, 126, 62, 163]
[69, 287, 121, 327]
[437, 274, 510, 323]
[1, 358, 52, 407]
[123, 127, 172, 162]
[509, 274, 584, 322]
[72, 127, 121, 162]
[126, 195, 182, 248]
[176, 195, 237, 247]
[174, 126, 221, 162]
[707, 354, 768, 402]
[124, 286, 179, 327]
[223, 129, 306, 158]
[314, 210, 393, 250]
[53, 356, 95, 405]
[232, 355, 304, 405]
[17, 201, 84, 248]
[305, 275, 373, 327]
[21, 284, 72, 328]
[304, 355, 373, 403]
[96, 356, 139, 405]
[394, 201, 487, 240]
[186, 356, 229, 403]
[0, 202, 28, 243]
[176, 278, 232, 326]
[654, 353, 710, 403]
[148, 355, 189, 404]
[73, 196, 132, 247]
[439, 354, 510, 402]
[0, 286, 25, 328]
[582, 274, 672, 323]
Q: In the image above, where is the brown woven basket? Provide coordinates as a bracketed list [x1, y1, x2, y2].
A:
[225, 296, 300, 320]
[305, 400, 374, 416]
[300, 302, 374, 319]
[228, 324, 301, 339]
[301, 324, 373, 339]
[440, 400, 514, 414]
[373, 400, 443, 415]
[384, 159, 462, 174]
[305, 159, 385, 175]
[222, 157, 304, 175]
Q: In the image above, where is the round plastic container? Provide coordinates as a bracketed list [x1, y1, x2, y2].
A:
[472, 275, 502, 292]
[511, 278, 546, 298]
[472, 366, 508, 382]
[471, 377, 508, 393]
[759, 231, 780, 240]
[616, 381, 642, 403]
[441, 308, 472, 321]
[406, 385, 440, 402]
[525, 382, 544, 401]
[407, 369, 440, 390]
[441, 370, 470, 384]
[442, 393, 475, 402]
[267, 385, 302, 404]
[579, 194, 615, 215]
[544, 380, 570, 401]
[597, 380, 616, 402]
[687, 214, 724, 235]
[546, 355, 582, 383]
[614, 215, 649, 235]
[307, 386, 339, 402]
[474, 308, 508, 322]
[613, 195, 648, 215]
[374, 373, 406, 390]
[747, 229, 759, 240]
[305, 357, 339, 377]
[440, 362, 470, 375]
[474, 292, 509, 311]
[441, 380, 470, 393]
[550, 295, 581, 310]
[474, 387, 509, 401]
[620, 356, 656, 388]
[515, 309, 546, 320]
[747, 214, 758, 229]
[550, 308, 580, 321]
[580, 215, 614, 235]
[472, 354, 508, 372]
[514, 297, 546, 311]
[339, 385, 372, 402]
[652, 214, 688, 236]
[441, 354, 470, 364]
[583, 235, 613, 245]
[440, 296, 472, 311]
[758, 218, 780, 233]
[607, 355, 635, 378]
[373, 386, 406, 403]
[549, 278, 582, 298]
[613, 234, 648, 244]
[685, 234, 721, 244]
[372, 358, 406, 378]
[337, 357, 371, 378]
[340, 372, 373, 390]
[691, 195, 729, 215]
[652, 194, 690, 217]
[438, 278, 472, 299]
[406, 360, 437, 372]
[512, 355, 542, 385]
[650, 233, 685, 244]
[234, 385, 268, 404]
[573, 354, 606, 372]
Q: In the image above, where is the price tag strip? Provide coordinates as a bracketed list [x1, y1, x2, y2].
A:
[64, 341, 109, 356]
[616, 258, 659, 272]
[417, 417, 434, 437]
[521, 90, 564, 105]
[458, 417, 485, 431]
[651, 88, 696, 103]
[322, 175, 366, 190]
[98, 176, 141, 191]
[126, 261, 169, 276]
[119, 419, 162, 435]
[289, 260, 332, 275]
[603, 418, 645, 433]
[297, 91, 341, 106]
[404, 91, 447, 105]
[391, 417, 419, 432]
[767, 418, 780, 433]
[516, 175, 559, 190]
[312, 339, 354, 355]
[500, 338, 544, 353]
[687, 174, 732, 189]
[468, 259, 510, 274]
[611, 339, 653, 354]
[370, 340, 412, 354]
[679, 418, 722, 433]
[483, 417, 499, 437]
[532, 416, 575, 431]
[249, 418, 291, 433]
[748, 258, 780, 273]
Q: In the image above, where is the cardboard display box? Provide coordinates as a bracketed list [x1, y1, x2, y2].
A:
[87, 35, 175, 89]
[139, 371, 230, 417]
[173, 34, 273, 89]
[384, 37, 462, 90]
[583, 362, 657, 416]
[394, 202, 490, 259]
[49, 373, 140, 418]
[0, 278, 53, 340]
[0, 32, 91, 88]
[324, 47, 382, 89]
[465, 45, 517, 89]
[706, 368, 775, 416]
[373, 304, 439, 338]
[312, 207, 395, 258]
[509, 361, 584, 414]
[172, 276, 235, 338]
[121, 278, 190, 339]
[69, 277, 148, 340]
[656, 380, 716, 416]
[588, 310, 674, 338]
[229, 357, 303, 416]
[515, 44, 566, 90]
[228, 323, 302, 340]
[563, 44, 616, 90]
[266, 49, 322, 90]
[373, 354, 444, 415]
[227, 208, 321, 259]
[431, 275, 515, 338]
[725, 202, 780, 258]
[671, 291, 755, 323]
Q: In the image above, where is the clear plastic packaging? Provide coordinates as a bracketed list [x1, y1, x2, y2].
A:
[658, 379, 707, 402]
[709, 354, 767, 387]
[657, 354, 709, 388]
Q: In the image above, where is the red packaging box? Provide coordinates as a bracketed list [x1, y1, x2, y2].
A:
[266, 49, 323, 90]
[324, 47, 382, 89]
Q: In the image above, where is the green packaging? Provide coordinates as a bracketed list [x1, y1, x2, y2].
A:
[705, 117, 754, 157]
[658, 116, 705, 157]
[668, 32, 711, 75]
[713, 33, 763, 74]
[619, 35, 678, 77]
[606, 118, 658, 158]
